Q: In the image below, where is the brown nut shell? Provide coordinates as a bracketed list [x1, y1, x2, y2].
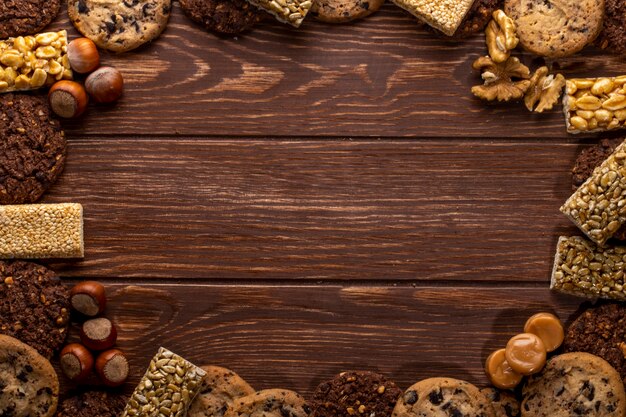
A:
[60, 343, 94, 382]
[505, 333, 547, 375]
[69, 281, 106, 316]
[524, 312, 564, 352]
[85, 67, 123, 104]
[67, 38, 100, 74]
[95, 349, 129, 387]
[80, 317, 117, 351]
[48, 80, 88, 118]
[484, 348, 523, 389]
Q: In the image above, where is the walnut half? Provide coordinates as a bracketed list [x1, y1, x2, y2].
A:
[471, 56, 531, 102]
[486, 10, 519, 63]
[524, 66, 566, 113]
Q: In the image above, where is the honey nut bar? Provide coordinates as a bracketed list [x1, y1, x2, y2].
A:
[390, 0, 476, 36]
[121, 347, 206, 417]
[551, 236, 626, 301]
[564, 76, 626, 134]
[561, 139, 626, 246]
[247, 0, 312, 27]
[0, 203, 84, 259]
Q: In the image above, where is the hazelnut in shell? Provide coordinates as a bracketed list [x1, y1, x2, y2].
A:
[70, 281, 107, 317]
[80, 317, 117, 351]
[67, 38, 100, 74]
[48, 80, 88, 118]
[95, 349, 129, 387]
[60, 343, 94, 383]
[85, 67, 124, 104]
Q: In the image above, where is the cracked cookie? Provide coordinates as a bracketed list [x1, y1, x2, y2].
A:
[188, 365, 255, 417]
[67, 0, 172, 52]
[521, 352, 625, 417]
[0, 334, 59, 417]
[225, 389, 312, 417]
[56, 391, 128, 417]
[0, 0, 61, 38]
[481, 388, 520, 417]
[309, 0, 384, 24]
[0, 94, 66, 205]
[597, 0, 626, 55]
[179, 0, 267, 34]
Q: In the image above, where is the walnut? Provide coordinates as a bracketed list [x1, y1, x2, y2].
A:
[471, 56, 531, 102]
[524, 66, 566, 113]
[486, 10, 519, 63]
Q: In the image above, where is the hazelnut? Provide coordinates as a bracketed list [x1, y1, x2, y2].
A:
[70, 281, 106, 317]
[67, 38, 100, 74]
[60, 343, 94, 382]
[80, 317, 117, 351]
[48, 80, 88, 118]
[85, 67, 124, 104]
[95, 349, 129, 387]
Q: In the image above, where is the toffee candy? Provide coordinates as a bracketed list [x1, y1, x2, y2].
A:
[564, 76, 626, 134]
[484, 348, 522, 390]
[523, 312, 563, 353]
[504, 333, 546, 376]
[390, 0, 477, 36]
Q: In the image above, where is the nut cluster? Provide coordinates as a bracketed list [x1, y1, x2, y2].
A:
[564, 76, 626, 133]
[0, 30, 72, 92]
[552, 236, 626, 301]
[255, 0, 312, 27]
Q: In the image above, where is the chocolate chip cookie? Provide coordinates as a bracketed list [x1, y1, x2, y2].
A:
[309, 0, 384, 23]
[311, 370, 402, 417]
[56, 391, 128, 417]
[225, 389, 311, 417]
[0, 261, 70, 359]
[179, 0, 267, 34]
[481, 388, 520, 417]
[392, 377, 496, 417]
[188, 365, 255, 417]
[68, 0, 172, 52]
[454, 0, 502, 38]
[0, 0, 61, 38]
[597, 0, 626, 55]
[0, 94, 66, 205]
[521, 352, 625, 417]
[0, 334, 59, 417]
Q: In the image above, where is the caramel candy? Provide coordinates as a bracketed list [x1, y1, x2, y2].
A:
[505, 333, 546, 376]
[524, 312, 564, 352]
[484, 348, 523, 390]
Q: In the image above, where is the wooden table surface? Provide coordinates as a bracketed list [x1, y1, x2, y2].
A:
[41, 2, 626, 399]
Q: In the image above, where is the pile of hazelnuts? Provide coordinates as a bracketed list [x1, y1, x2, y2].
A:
[49, 38, 124, 119]
[59, 281, 129, 387]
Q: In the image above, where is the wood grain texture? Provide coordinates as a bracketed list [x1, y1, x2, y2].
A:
[47, 3, 626, 138]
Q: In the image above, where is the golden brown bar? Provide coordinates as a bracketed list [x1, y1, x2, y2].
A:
[390, 0, 476, 36]
[247, 0, 312, 27]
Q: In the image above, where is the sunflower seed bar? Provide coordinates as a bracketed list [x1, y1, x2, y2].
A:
[560, 139, 626, 246]
[121, 347, 206, 417]
[0, 203, 84, 259]
[551, 236, 626, 301]
[390, 0, 476, 36]
[247, 0, 312, 27]
[563, 76, 626, 134]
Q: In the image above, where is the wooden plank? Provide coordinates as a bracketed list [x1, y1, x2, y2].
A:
[44, 138, 590, 280]
[46, 4, 626, 138]
[57, 284, 585, 397]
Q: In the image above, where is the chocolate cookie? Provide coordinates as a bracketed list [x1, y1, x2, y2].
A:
[521, 352, 625, 417]
[0, 94, 66, 205]
[481, 388, 520, 417]
[309, 0, 384, 24]
[188, 365, 255, 417]
[392, 377, 496, 417]
[56, 391, 128, 417]
[225, 389, 311, 417]
[0, 260, 70, 359]
[563, 303, 626, 385]
[179, 0, 267, 34]
[311, 370, 402, 417]
[597, 0, 626, 55]
[0, 334, 59, 417]
[0, 0, 61, 38]
[454, 0, 502, 38]
[67, 0, 172, 52]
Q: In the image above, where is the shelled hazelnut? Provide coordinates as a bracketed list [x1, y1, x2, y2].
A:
[70, 281, 107, 317]
[96, 349, 129, 387]
[80, 317, 118, 351]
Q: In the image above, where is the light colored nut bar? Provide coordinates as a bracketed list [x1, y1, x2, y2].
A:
[560, 139, 626, 246]
[551, 236, 626, 301]
[247, 0, 312, 27]
[390, 0, 476, 36]
[121, 347, 207, 417]
[0, 203, 84, 259]
[563, 76, 626, 134]
[0, 30, 72, 93]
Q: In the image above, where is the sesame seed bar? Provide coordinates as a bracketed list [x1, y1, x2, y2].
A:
[560, 139, 626, 246]
[551, 236, 626, 301]
[121, 347, 206, 417]
[247, 0, 312, 27]
[0, 203, 83, 259]
[390, 0, 476, 36]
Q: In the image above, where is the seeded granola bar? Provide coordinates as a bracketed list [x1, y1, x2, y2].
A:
[551, 236, 626, 301]
[390, 0, 477, 36]
[0, 203, 84, 259]
[560, 139, 626, 246]
[121, 347, 206, 417]
[246, 0, 311, 27]
[564, 76, 626, 134]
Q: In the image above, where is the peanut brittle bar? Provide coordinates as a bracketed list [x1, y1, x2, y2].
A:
[564, 76, 626, 134]
[390, 0, 476, 36]
[248, 0, 312, 27]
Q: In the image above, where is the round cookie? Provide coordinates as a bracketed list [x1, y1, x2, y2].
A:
[504, 0, 604, 58]
[0, 334, 59, 417]
[454, 0, 502, 38]
[563, 303, 626, 384]
[481, 388, 520, 417]
[188, 365, 255, 417]
[521, 352, 625, 417]
[56, 391, 128, 417]
[392, 377, 496, 417]
[597, 0, 626, 55]
[225, 389, 311, 417]
[0, 261, 70, 359]
[0, 94, 67, 205]
[309, 0, 384, 24]
[67, 0, 172, 52]
[179, 0, 266, 35]
[0, 0, 61, 38]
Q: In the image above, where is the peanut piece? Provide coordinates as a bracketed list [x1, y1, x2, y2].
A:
[570, 116, 589, 131]
[576, 96, 602, 111]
